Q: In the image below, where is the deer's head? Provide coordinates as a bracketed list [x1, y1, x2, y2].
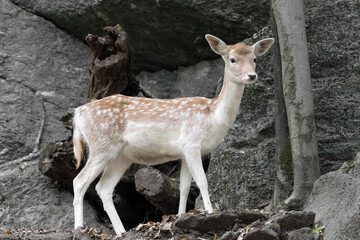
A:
[205, 34, 274, 84]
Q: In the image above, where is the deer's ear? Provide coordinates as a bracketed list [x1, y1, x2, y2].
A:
[252, 38, 275, 57]
[205, 34, 228, 56]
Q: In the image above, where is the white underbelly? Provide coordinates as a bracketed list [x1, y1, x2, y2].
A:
[122, 123, 182, 164]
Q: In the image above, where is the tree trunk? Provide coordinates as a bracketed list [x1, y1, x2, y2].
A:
[271, 0, 320, 209]
[268, 9, 293, 211]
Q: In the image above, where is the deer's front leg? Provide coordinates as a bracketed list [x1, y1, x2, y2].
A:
[183, 146, 213, 213]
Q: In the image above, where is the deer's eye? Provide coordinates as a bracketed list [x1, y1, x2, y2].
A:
[230, 58, 237, 63]
[253, 58, 257, 63]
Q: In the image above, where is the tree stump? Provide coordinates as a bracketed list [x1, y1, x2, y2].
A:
[86, 24, 140, 99]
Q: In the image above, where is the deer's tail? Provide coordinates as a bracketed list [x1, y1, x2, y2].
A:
[73, 108, 84, 170]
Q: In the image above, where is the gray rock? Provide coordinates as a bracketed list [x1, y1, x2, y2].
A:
[173, 211, 264, 233]
[10, 0, 270, 71]
[243, 228, 279, 240]
[263, 222, 281, 234]
[73, 228, 91, 240]
[173, 212, 239, 233]
[0, 0, 103, 232]
[0, 0, 91, 163]
[138, 59, 223, 99]
[305, 0, 360, 173]
[220, 231, 240, 240]
[304, 153, 360, 240]
[271, 211, 315, 233]
[0, 159, 105, 232]
[285, 227, 315, 240]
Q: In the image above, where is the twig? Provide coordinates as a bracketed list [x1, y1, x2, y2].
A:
[2, 94, 45, 167]
[33, 94, 45, 152]
[139, 84, 156, 98]
[3, 151, 41, 167]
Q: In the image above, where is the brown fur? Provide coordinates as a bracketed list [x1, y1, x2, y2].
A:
[229, 43, 253, 55]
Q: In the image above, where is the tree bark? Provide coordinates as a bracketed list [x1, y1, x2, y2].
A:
[86, 24, 140, 99]
[268, 9, 293, 211]
[271, 0, 320, 209]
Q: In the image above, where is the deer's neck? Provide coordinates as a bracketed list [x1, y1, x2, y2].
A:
[212, 69, 245, 128]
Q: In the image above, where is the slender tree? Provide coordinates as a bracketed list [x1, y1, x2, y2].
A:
[270, 0, 320, 209]
[268, 10, 293, 211]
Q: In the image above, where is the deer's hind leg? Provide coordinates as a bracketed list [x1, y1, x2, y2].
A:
[73, 150, 111, 229]
[73, 140, 125, 229]
[95, 157, 131, 235]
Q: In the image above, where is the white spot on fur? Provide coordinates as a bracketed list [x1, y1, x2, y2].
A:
[199, 105, 207, 110]
[114, 108, 120, 112]
[96, 110, 102, 116]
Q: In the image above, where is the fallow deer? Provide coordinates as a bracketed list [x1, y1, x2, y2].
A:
[72, 34, 274, 235]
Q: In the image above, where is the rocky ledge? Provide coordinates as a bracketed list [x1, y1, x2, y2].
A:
[0, 210, 319, 240]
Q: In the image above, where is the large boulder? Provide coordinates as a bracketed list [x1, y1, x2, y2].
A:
[304, 152, 360, 240]
[10, 0, 270, 72]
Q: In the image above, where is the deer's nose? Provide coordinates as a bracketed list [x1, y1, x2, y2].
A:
[248, 73, 257, 80]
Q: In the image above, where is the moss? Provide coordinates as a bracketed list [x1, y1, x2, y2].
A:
[0, 194, 5, 203]
[279, 137, 293, 176]
[117, 24, 125, 32]
[341, 157, 357, 173]
[87, 81, 92, 100]
[41, 142, 57, 159]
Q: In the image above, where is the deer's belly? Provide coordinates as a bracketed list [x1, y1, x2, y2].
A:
[122, 126, 182, 164]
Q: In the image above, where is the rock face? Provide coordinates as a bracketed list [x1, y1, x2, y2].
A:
[0, 0, 99, 231]
[10, 0, 270, 72]
[0, 210, 317, 240]
[304, 152, 360, 240]
[305, 0, 360, 173]
[0, 0, 91, 163]
[0, 160, 104, 231]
